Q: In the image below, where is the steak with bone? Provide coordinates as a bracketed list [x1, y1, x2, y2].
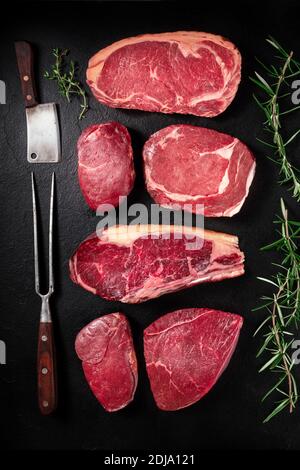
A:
[69, 225, 244, 303]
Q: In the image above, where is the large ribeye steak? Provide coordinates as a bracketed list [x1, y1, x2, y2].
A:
[144, 308, 243, 411]
[75, 313, 138, 411]
[143, 125, 256, 217]
[69, 225, 244, 303]
[87, 32, 241, 117]
[77, 122, 135, 211]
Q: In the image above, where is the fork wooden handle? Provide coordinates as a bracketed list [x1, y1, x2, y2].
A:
[37, 322, 57, 415]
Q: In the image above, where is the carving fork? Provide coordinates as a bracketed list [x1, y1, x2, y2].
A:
[31, 173, 57, 415]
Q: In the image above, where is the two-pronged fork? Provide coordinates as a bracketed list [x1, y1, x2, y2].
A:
[31, 172, 57, 415]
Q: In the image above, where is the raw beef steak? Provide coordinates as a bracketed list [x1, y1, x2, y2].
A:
[143, 125, 256, 217]
[75, 313, 138, 411]
[144, 308, 243, 411]
[77, 122, 135, 210]
[69, 225, 244, 303]
[87, 32, 241, 117]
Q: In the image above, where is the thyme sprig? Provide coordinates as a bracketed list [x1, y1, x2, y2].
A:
[251, 36, 300, 200]
[44, 48, 88, 120]
[254, 199, 300, 422]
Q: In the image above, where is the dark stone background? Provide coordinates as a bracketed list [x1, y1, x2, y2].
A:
[0, 0, 300, 451]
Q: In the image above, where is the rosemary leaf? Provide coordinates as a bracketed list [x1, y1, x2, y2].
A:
[256, 333, 274, 357]
[280, 105, 300, 116]
[260, 238, 284, 250]
[257, 277, 278, 287]
[256, 138, 277, 148]
[259, 353, 281, 372]
[263, 398, 290, 423]
[276, 302, 285, 326]
[284, 129, 300, 146]
[254, 72, 274, 92]
[262, 375, 286, 402]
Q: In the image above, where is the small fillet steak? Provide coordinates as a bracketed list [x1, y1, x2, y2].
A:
[77, 122, 135, 211]
[143, 125, 256, 217]
[75, 313, 138, 412]
[87, 32, 241, 117]
[69, 225, 244, 304]
[144, 308, 243, 411]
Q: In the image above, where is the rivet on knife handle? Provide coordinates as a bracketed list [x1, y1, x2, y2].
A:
[15, 41, 38, 108]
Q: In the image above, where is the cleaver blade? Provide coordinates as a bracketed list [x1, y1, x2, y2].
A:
[26, 103, 61, 163]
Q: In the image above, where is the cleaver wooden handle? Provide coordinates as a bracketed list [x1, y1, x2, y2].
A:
[15, 41, 39, 108]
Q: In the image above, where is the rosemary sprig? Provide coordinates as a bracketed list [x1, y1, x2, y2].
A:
[251, 36, 300, 200]
[44, 48, 88, 120]
[254, 199, 300, 422]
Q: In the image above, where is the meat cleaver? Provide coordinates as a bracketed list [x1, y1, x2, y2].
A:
[15, 41, 61, 163]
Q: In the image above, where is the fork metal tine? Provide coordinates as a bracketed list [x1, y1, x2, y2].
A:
[48, 173, 55, 294]
[31, 173, 55, 297]
[31, 173, 40, 295]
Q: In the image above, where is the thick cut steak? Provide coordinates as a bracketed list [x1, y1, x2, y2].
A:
[75, 313, 138, 411]
[87, 32, 241, 117]
[143, 125, 256, 217]
[77, 122, 135, 210]
[69, 225, 244, 303]
[144, 308, 243, 411]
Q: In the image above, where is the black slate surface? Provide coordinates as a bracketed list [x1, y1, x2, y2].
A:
[1, 0, 300, 451]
